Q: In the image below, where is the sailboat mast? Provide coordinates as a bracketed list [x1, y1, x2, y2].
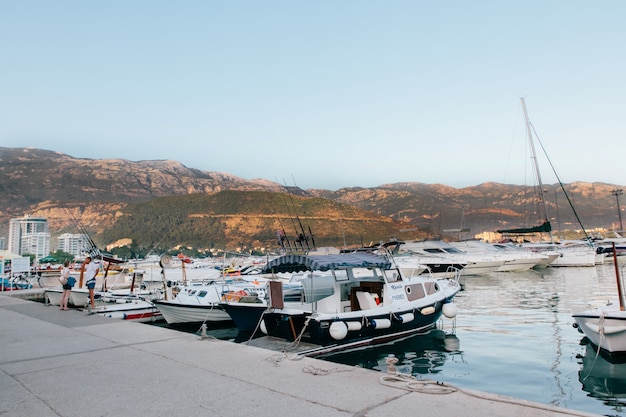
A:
[521, 97, 554, 243]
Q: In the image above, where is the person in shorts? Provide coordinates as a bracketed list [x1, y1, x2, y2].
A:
[59, 260, 72, 310]
[83, 256, 99, 313]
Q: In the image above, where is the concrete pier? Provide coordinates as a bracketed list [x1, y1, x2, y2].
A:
[0, 293, 601, 417]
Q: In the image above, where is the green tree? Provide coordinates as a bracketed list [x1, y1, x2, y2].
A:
[50, 250, 74, 264]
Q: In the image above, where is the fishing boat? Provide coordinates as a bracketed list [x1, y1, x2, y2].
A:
[220, 280, 303, 332]
[572, 243, 626, 355]
[153, 279, 267, 325]
[254, 252, 460, 356]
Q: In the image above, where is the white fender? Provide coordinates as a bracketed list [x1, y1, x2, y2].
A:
[329, 321, 348, 340]
[442, 302, 458, 318]
[398, 313, 414, 323]
[346, 321, 362, 331]
[371, 318, 392, 329]
[260, 319, 268, 334]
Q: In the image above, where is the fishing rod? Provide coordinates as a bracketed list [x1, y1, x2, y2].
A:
[277, 179, 306, 251]
[64, 207, 100, 258]
[286, 175, 312, 251]
[273, 209, 295, 252]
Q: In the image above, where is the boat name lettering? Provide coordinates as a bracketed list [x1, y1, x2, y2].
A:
[390, 284, 404, 291]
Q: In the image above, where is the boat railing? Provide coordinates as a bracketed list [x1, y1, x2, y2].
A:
[443, 267, 462, 283]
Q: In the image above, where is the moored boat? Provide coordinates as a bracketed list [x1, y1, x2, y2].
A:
[221, 280, 304, 332]
[572, 309, 626, 354]
[572, 243, 626, 354]
[153, 279, 267, 325]
[90, 294, 162, 322]
[254, 252, 460, 356]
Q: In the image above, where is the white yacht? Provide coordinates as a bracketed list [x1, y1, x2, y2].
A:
[397, 240, 505, 276]
[450, 239, 551, 271]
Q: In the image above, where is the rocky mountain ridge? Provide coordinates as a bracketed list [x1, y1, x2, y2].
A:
[1, 147, 623, 250]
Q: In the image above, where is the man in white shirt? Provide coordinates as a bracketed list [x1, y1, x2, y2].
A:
[83, 256, 99, 313]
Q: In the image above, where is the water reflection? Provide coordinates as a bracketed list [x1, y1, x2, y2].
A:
[321, 329, 461, 375]
[578, 340, 626, 407]
[147, 263, 626, 416]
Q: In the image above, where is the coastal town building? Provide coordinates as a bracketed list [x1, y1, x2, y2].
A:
[7, 215, 50, 258]
[57, 233, 90, 257]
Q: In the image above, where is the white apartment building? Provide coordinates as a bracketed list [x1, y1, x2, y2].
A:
[57, 233, 90, 258]
[8, 215, 50, 258]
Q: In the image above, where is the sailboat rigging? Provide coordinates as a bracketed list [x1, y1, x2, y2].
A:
[497, 97, 591, 244]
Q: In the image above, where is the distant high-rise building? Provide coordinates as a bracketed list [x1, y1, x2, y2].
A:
[0, 237, 6, 250]
[8, 215, 50, 258]
[57, 233, 90, 258]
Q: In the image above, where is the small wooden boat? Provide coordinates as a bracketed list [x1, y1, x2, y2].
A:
[153, 279, 267, 325]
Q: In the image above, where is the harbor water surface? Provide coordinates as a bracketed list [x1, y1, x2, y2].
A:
[153, 262, 626, 417]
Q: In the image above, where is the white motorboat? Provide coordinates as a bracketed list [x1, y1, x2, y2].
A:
[255, 252, 460, 356]
[522, 241, 597, 267]
[573, 308, 626, 354]
[47, 286, 162, 322]
[451, 239, 549, 271]
[397, 240, 505, 276]
[90, 294, 162, 323]
[153, 279, 267, 325]
[44, 287, 64, 306]
[572, 245, 626, 354]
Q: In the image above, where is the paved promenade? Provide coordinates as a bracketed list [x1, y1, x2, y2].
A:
[0, 293, 601, 417]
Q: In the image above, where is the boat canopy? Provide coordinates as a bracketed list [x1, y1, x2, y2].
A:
[263, 253, 392, 273]
[497, 221, 552, 235]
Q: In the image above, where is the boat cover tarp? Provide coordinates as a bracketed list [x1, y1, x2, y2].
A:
[497, 221, 552, 234]
[263, 253, 391, 273]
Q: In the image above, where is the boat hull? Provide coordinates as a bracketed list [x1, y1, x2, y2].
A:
[572, 309, 626, 353]
[153, 300, 232, 325]
[261, 300, 447, 349]
[44, 288, 64, 306]
[221, 302, 267, 332]
[93, 301, 162, 323]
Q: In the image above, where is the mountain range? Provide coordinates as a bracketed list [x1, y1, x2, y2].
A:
[1, 146, 623, 252]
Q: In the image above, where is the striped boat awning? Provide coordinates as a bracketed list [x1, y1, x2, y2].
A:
[263, 253, 391, 273]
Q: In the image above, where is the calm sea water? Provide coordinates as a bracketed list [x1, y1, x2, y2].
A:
[152, 261, 626, 417]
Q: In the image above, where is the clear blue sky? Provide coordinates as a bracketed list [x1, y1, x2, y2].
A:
[2, 1, 625, 190]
